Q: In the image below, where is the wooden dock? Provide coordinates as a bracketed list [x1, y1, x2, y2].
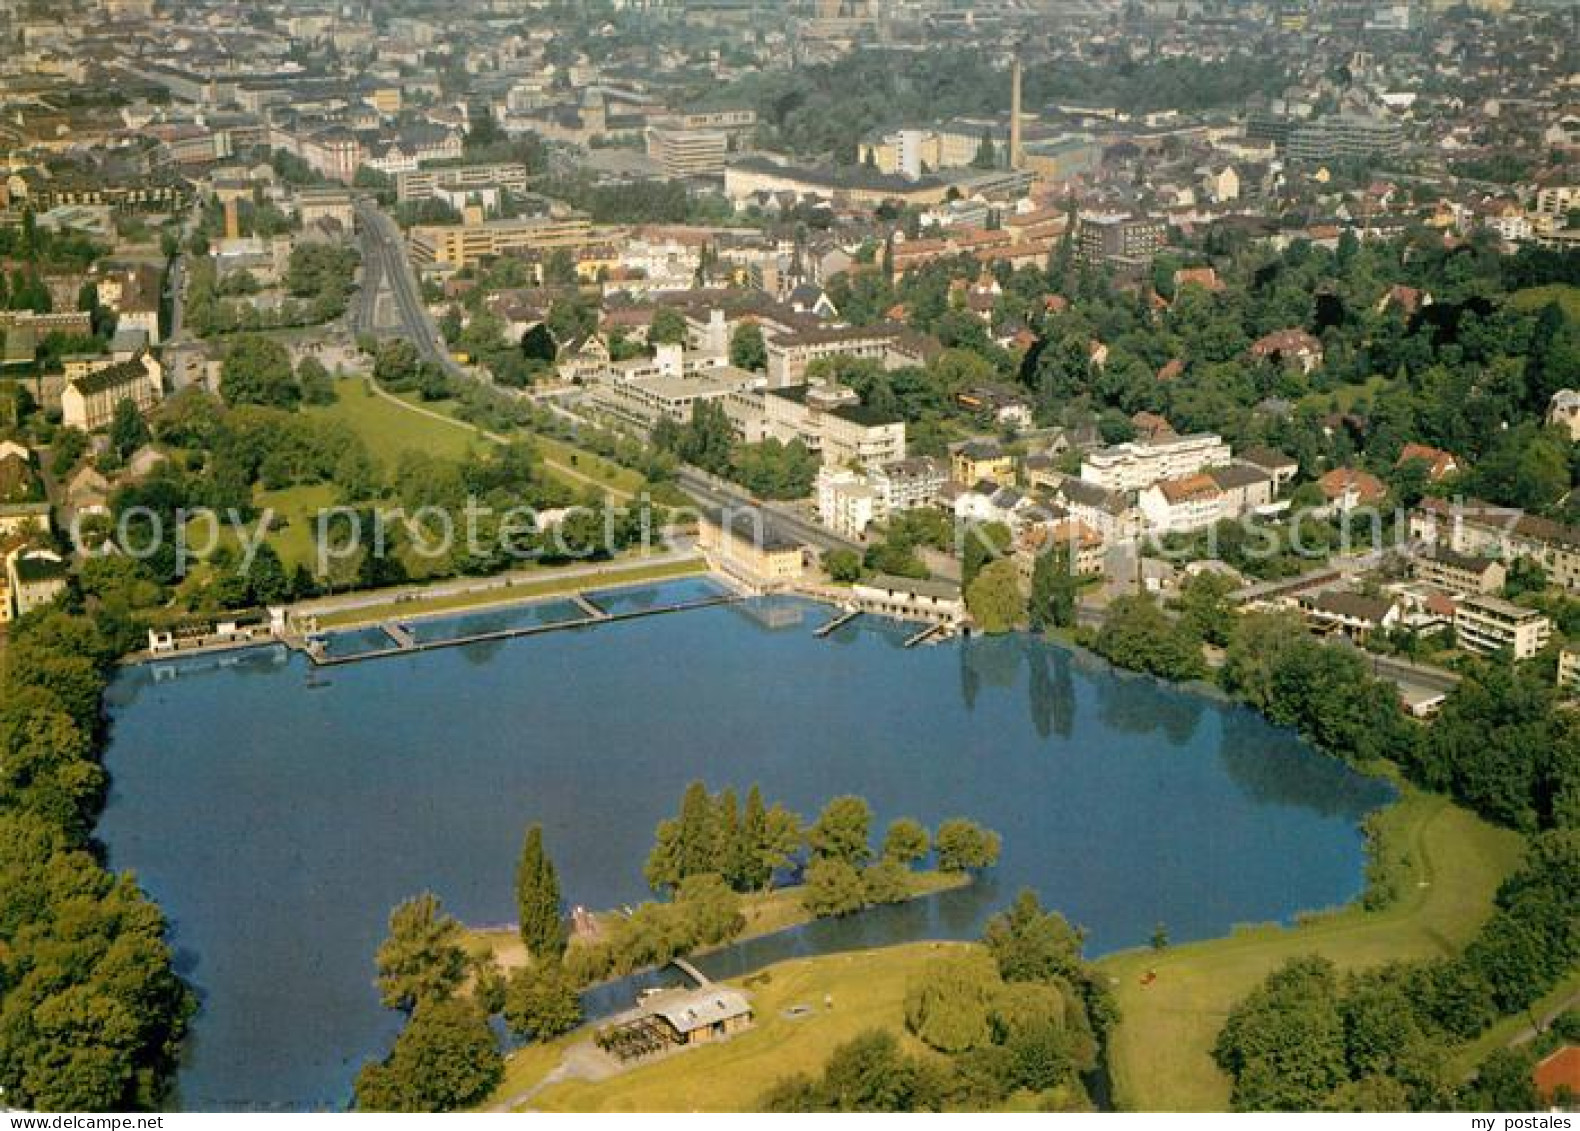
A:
[903, 622, 950, 648]
[382, 622, 416, 650]
[571, 593, 609, 620]
[813, 609, 861, 638]
[309, 593, 744, 667]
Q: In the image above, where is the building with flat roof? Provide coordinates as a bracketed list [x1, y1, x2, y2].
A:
[395, 163, 529, 202]
[1454, 594, 1551, 660]
[851, 574, 965, 625]
[1080, 433, 1231, 494]
[645, 127, 729, 179]
[1076, 213, 1167, 270]
[1412, 545, 1506, 595]
[409, 216, 597, 270]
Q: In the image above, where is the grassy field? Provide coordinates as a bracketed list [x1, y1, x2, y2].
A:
[309, 378, 485, 462]
[1098, 785, 1524, 1111]
[1509, 283, 1580, 321]
[178, 481, 341, 570]
[490, 941, 970, 1112]
[311, 555, 706, 629]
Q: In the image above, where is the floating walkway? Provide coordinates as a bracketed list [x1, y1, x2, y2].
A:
[571, 593, 609, 621]
[813, 609, 862, 638]
[307, 592, 744, 667]
[903, 622, 950, 648]
[382, 622, 416, 650]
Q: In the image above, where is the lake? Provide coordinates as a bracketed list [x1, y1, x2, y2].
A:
[97, 584, 1394, 1110]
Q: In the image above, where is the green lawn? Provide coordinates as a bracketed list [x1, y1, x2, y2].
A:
[179, 481, 341, 570]
[1098, 785, 1524, 1111]
[309, 378, 486, 462]
[1509, 284, 1580, 321]
[311, 556, 706, 629]
[489, 942, 971, 1112]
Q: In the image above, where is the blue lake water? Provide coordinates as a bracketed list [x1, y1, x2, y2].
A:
[97, 588, 1394, 1111]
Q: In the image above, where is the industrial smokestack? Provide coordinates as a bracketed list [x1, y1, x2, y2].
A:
[1010, 56, 1024, 171]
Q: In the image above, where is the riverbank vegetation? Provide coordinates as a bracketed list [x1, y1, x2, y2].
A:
[0, 607, 194, 1110]
[1080, 591, 1577, 1110]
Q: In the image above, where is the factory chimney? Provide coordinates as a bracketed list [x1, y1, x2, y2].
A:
[1010, 56, 1024, 171]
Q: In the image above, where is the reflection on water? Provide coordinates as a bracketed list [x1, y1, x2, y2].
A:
[100, 589, 1393, 1111]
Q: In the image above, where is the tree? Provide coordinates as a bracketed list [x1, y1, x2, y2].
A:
[109, 398, 150, 460]
[739, 785, 802, 891]
[502, 962, 582, 1041]
[1092, 595, 1206, 682]
[296, 356, 335, 405]
[808, 795, 872, 866]
[375, 893, 469, 1013]
[1213, 956, 1349, 1111]
[904, 950, 999, 1052]
[514, 825, 564, 959]
[219, 334, 298, 408]
[354, 997, 503, 1112]
[934, 818, 1001, 872]
[801, 856, 867, 917]
[521, 322, 557, 364]
[649, 306, 687, 345]
[1029, 548, 1077, 631]
[823, 548, 863, 583]
[862, 858, 913, 904]
[881, 818, 929, 865]
[761, 1029, 944, 1112]
[962, 521, 1012, 587]
[966, 558, 1025, 634]
[730, 321, 767, 371]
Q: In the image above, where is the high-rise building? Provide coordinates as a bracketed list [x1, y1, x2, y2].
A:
[1285, 113, 1404, 162]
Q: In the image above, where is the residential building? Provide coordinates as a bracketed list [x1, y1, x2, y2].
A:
[1075, 213, 1167, 270]
[874, 457, 947, 512]
[1411, 498, 1580, 593]
[1533, 1045, 1580, 1109]
[1139, 473, 1225, 533]
[1412, 546, 1506, 595]
[1056, 478, 1141, 543]
[816, 466, 885, 537]
[60, 354, 163, 431]
[589, 367, 754, 431]
[1317, 467, 1387, 511]
[1250, 328, 1323, 373]
[762, 324, 930, 388]
[1397, 443, 1460, 481]
[952, 441, 1014, 487]
[1209, 463, 1276, 517]
[5, 546, 68, 617]
[1080, 433, 1231, 494]
[1548, 389, 1580, 442]
[954, 384, 1034, 430]
[1300, 590, 1402, 642]
[1559, 648, 1580, 693]
[1237, 446, 1299, 493]
[1455, 594, 1551, 660]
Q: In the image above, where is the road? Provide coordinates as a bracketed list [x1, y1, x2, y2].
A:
[349, 198, 859, 555]
[674, 465, 861, 555]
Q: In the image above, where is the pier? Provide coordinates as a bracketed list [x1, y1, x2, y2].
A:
[813, 609, 862, 638]
[382, 623, 416, 650]
[571, 593, 610, 621]
[308, 592, 745, 667]
[903, 623, 950, 648]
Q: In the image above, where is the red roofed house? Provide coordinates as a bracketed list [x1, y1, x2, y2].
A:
[1250, 328, 1324, 374]
[1534, 1046, 1580, 1108]
[1173, 266, 1223, 293]
[1318, 467, 1387, 511]
[1397, 443, 1461, 482]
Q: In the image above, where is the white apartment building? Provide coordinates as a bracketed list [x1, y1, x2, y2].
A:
[1454, 594, 1552, 661]
[732, 381, 905, 468]
[1080, 433, 1231, 494]
[817, 466, 885, 538]
[1138, 473, 1226, 534]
